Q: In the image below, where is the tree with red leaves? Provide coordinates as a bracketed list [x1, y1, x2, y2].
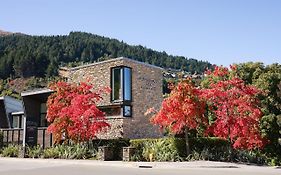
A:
[149, 79, 206, 155]
[201, 66, 267, 150]
[46, 81, 110, 143]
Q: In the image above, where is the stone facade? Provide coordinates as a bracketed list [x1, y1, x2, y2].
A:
[63, 57, 163, 139]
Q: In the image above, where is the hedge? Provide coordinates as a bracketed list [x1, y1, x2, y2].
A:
[130, 137, 229, 161]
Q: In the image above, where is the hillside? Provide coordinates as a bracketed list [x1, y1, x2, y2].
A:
[0, 32, 213, 79]
[0, 29, 13, 36]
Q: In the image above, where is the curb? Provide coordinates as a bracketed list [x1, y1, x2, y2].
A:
[0, 158, 278, 169]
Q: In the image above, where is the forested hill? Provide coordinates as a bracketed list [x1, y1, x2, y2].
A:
[0, 32, 213, 79]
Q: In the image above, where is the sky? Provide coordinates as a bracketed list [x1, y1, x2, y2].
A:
[1, 0, 281, 66]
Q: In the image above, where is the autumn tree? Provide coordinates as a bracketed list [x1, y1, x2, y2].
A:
[201, 66, 267, 150]
[47, 81, 110, 143]
[234, 62, 281, 153]
[149, 79, 206, 155]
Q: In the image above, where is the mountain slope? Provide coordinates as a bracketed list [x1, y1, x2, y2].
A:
[0, 29, 13, 36]
[0, 32, 213, 79]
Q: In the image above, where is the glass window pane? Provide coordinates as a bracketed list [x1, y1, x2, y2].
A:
[40, 103, 47, 113]
[123, 67, 132, 101]
[40, 103, 47, 127]
[40, 114, 47, 127]
[123, 105, 131, 117]
[13, 116, 20, 128]
[112, 68, 122, 101]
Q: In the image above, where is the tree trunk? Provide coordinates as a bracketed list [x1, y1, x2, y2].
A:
[227, 121, 233, 161]
[184, 127, 191, 156]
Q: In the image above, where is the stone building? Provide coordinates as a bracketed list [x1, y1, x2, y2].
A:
[61, 57, 163, 139]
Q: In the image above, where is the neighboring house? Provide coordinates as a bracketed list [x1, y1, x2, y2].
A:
[21, 88, 53, 147]
[21, 89, 53, 128]
[0, 96, 23, 128]
[61, 57, 163, 139]
[0, 89, 53, 147]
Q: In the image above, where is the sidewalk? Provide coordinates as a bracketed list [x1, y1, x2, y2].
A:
[0, 157, 279, 170]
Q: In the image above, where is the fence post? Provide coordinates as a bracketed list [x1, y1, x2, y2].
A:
[11, 130, 14, 143]
[42, 129, 45, 149]
[17, 129, 21, 145]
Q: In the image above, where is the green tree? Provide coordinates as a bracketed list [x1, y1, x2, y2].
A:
[235, 62, 281, 155]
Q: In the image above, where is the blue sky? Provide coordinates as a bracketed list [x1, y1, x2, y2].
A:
[1, 0, 281, 66]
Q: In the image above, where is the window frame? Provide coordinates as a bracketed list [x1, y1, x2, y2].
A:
[39, 103, 48, 127]
[110, 66, 132, 103]
[12, 115, 23, 128]
[123, 105, 132, 117]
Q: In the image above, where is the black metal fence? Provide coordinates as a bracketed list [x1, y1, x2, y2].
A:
[1, 127, 53, 148]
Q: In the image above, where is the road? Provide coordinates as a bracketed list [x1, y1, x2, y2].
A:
[0, 158, 279, 175]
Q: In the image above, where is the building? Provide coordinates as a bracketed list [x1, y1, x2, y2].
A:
[62, 57, 163, 139]
[0, 96, 23, 128]
[21, 89, 53, 146]
[21, 89, 53, 128]
[1, 57, 163, 146]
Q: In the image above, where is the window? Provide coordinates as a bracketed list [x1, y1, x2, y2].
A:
[123, 105, 132, 117]
[111, 67, 132, 102]
[12, 115, 23, 128]
[39, 103, 47, 127]
[112, 67, 122, 101]
[123, 67, 132, 101]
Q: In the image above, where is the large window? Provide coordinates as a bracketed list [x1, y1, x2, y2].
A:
[111, 67, 132, 102]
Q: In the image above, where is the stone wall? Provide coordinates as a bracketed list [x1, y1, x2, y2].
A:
[67, 57, 163, 139]
[122, 59, 163, 139]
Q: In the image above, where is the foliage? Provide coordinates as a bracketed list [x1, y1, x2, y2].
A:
[130, 137, 279, 165]
[55, 144, 92, 159]
[130, 137, 228, 162]
[151, 78, 206, 133]
[234, 62, 281, 155]
[1, 145, 20, 157]
[201, 66, 267, 150]
[0, 77, 61, 99]
[47, 81, 110, 143]
[0, 32, 213, 79]
[26, 145, 43, 158]
[41, 144, 96, 159]
[42, 146, 60, 159]
[130, 138, 184, 161]
[149, 79, 207, 154]
[41, 140, 129, 160]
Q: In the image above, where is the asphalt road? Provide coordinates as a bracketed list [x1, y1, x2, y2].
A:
[0, 158, 279, 175]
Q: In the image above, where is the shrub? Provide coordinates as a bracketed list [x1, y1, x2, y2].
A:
[43, 143, 97, 159]
[130, 138, 184, 161]
[57, 144, 91, 159]
[1, 145, 20, 157]
[130, 137, 229, 162]
[36, 139, 130, 160]
[26, 145, 43, 158]
[42, 147, 60, 159]
[129, 137, 280, 165]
